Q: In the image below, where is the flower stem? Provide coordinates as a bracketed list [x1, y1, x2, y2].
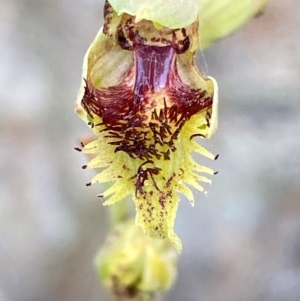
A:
[109, 196, 132, 226]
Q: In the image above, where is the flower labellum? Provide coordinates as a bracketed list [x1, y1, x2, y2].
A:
[75, 0, 218, 252]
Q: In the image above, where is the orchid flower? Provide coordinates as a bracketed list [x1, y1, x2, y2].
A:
[75, 0, 218, 252]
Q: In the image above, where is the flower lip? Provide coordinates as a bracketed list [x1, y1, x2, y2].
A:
[82, 42, 212, 162]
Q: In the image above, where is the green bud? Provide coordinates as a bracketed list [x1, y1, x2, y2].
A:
[95, 221, 178, 300]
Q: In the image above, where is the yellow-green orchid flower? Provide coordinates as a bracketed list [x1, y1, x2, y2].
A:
[75, 0, 218, 252]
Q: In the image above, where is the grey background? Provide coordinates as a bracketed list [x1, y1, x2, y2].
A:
[0, 0, 300, 300]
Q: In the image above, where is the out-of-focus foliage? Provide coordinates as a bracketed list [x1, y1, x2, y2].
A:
[198, 0, 271, 48]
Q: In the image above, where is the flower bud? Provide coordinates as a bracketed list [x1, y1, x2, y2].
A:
[95, 221, 178, 300]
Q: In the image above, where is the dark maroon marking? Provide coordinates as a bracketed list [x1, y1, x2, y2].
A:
[97, 194, 104, 198]
[130, 161, 161, 196]
[82, 46, 212, 159]
[206, 117, 210, 127]
[214, 171, 219, 175]
[205, 111, 212, 127]
[166, 173, 176, 188]
[74, 147, 82, 152]
[117, 23, 133, 50]
[81, 40, 213, 193]
[86, 182, 92, 186]
[103, 0, 113, 20]
[162, 149, 170, 160]
[170, 119, 185, 141]
[159, 191, 172, 208]
[172, 30, 190, 54]
[82, 165, 87, 169]
[190, 133, 206, 140]
[80, 142, 85, 147]
[150, 37, 161, 43]
[133, 44, 175, 104]
[103, 1, 113, 35]
[214, 154, 219, 160]
[87, 122, 95, 129]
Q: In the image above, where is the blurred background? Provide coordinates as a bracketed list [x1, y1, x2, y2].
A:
[1, 0, 300, 300]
